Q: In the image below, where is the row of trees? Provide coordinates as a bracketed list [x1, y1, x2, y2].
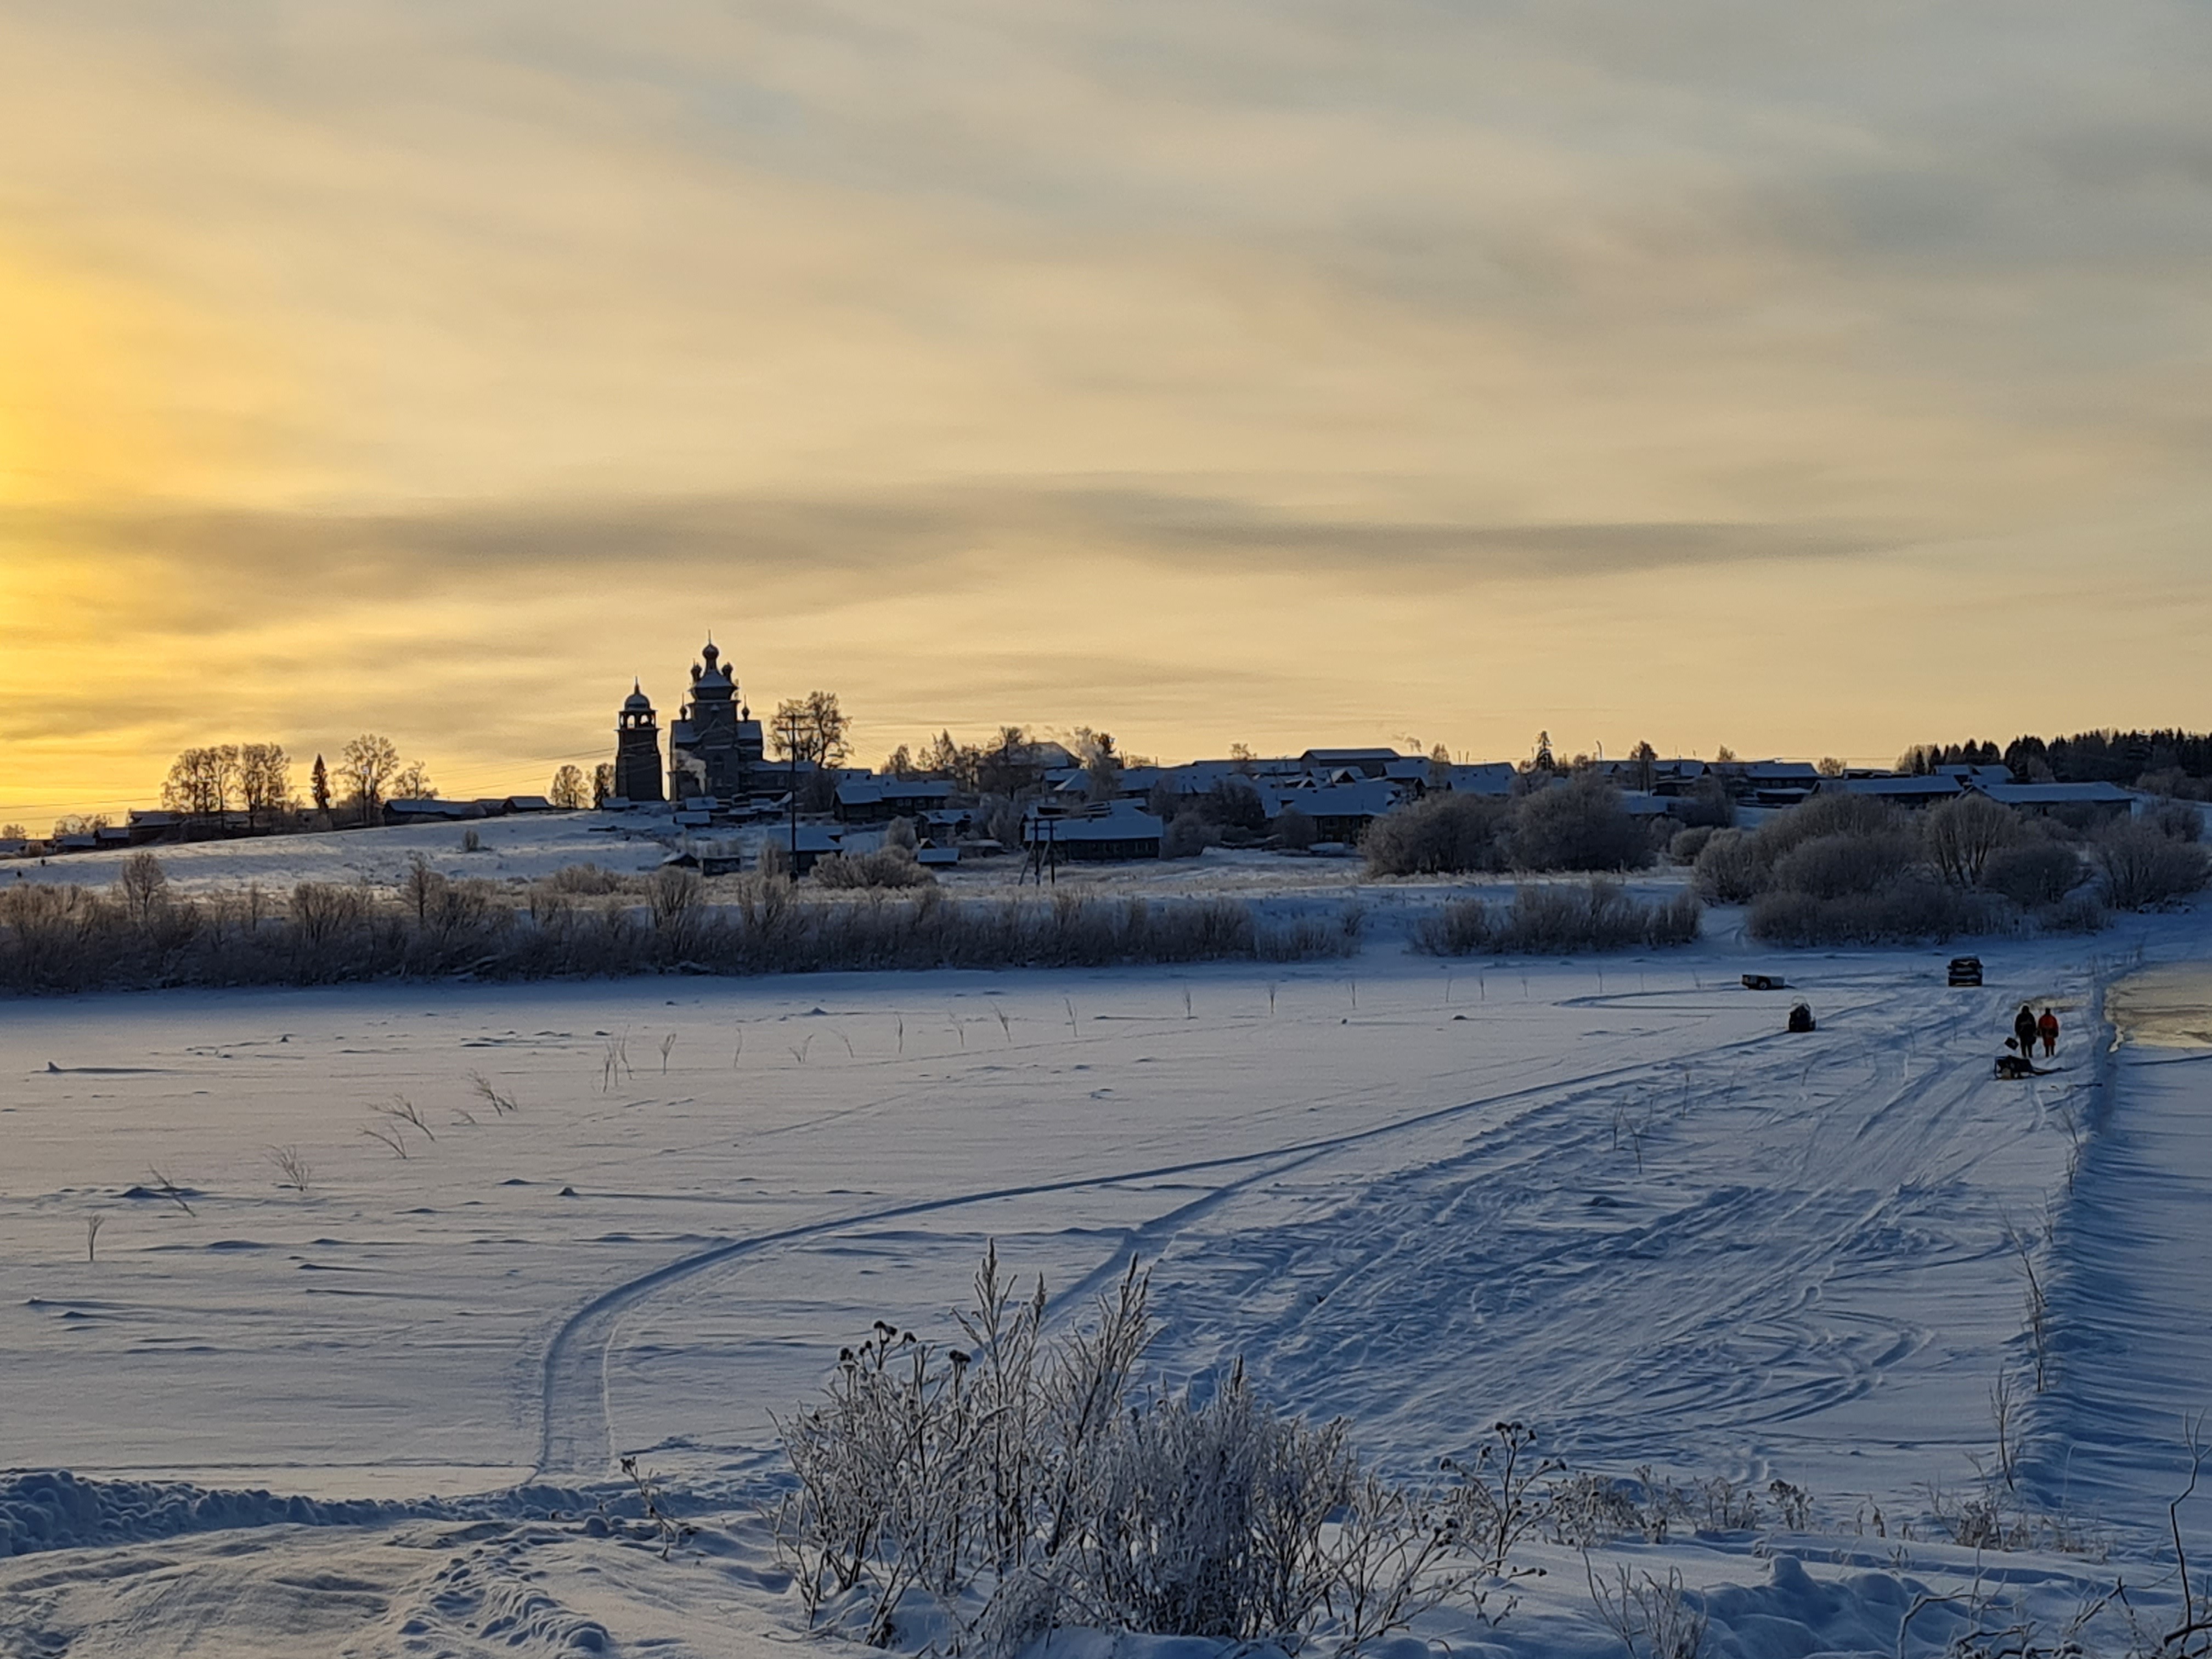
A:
[878, 724, 1148, 799]
[156, 735, 435, 827]
[1902, 729, 2212, 794]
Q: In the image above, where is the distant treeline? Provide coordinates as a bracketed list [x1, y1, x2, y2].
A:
[1900, 729, 2212, 794]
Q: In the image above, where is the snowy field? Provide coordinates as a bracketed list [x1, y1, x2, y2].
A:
[3, 912, 2210, 1656]
[1, 811, 1401, 902]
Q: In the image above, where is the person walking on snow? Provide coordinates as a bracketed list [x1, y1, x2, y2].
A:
[2038, 1007, 2059, 1058]
[2015, 1005, 2039, 1058]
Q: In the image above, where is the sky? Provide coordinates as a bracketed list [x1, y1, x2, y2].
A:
[2, 2, 2208, 822]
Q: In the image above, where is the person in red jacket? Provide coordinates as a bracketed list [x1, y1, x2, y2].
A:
[2038, 1007, 2059, 1058]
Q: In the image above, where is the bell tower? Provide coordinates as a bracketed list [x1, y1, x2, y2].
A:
[613, 681, 664, 803]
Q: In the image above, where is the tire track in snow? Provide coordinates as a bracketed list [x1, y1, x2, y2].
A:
[534, 1026, 1790, 1477]
[1128, 978, 2061, 1472]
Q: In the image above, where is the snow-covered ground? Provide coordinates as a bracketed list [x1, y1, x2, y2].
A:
[2, 811, 676, 896]
[2, 913, 2209, 1655]
[2, 809, 1575, 909]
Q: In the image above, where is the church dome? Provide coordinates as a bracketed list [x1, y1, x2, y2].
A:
[623, 680, 653, 712]
[692, 638, 734, 692]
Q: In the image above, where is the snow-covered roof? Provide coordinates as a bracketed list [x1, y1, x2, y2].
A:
[1441, 763, 1517, 796]
[1716, 759, 1821, 781]
[1819, 775, 1963, 799]
[1023, 801, 1164, 843]
[1973, 781, 2136, 807]
[1269, 778, 1404, 819]
[837, 778, 955, 805]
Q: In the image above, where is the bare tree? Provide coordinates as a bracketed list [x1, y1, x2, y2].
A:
[772, 691, 850, 768]
[115, 852, 169, 925]
[1926, 793, 2021, 889]
[340, 733, 400, 825]
[237, 743, 293, 826]
[591, 761, 615, 806]
[1630, 739, 1659, 793]
[161, 746, 235, 817]
[390, 760, 437, 801]
[549, 764, 590, 809]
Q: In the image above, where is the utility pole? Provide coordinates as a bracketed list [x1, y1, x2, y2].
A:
[783, 710, 804, 873]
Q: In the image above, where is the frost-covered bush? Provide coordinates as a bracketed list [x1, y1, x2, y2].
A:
[1412, 881, 1701, 955]
[1162, 811, 1221, 860]
[1923, 793, 2024, 888]
[1665, 825, 1715, 866]
[1756, 791, 1899, 860]
[812, 847, 935, 889]
[2095, 822, 2211, 910]
[2042, 891, 2109, 933]
[2143, 798, 2205, 842]
[1693, 794, 2040, 945]
[1361, 793, 1509, 876]
[772, 1251, 1506, 1657]
[545, 862, 631, 895]
[1981, 840, 2084, 908]
[1690, 828, 1765, 904]
[1504, 777, 1652, 872]
[1768, 831, 1920, 901]
[0, 883, 1297, 992]
[1256, 905, 1363, 961]
[1747, 879, 2007, 946]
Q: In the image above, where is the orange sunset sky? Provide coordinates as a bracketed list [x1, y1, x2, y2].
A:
[3, 3, 2208, 823]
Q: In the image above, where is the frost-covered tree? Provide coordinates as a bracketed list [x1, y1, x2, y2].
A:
[548, 764, 590, 809]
